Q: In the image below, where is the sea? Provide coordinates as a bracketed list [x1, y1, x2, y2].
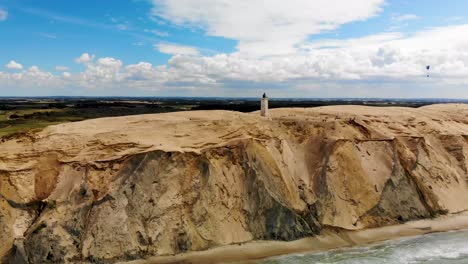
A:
[259, 230, 468, 264]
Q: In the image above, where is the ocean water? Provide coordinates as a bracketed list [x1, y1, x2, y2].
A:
[260, 230, 468, 264]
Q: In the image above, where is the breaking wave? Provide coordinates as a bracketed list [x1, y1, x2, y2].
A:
[261, 230, 468, 264]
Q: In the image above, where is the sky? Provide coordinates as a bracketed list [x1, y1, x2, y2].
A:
[0, 0, 468, 98]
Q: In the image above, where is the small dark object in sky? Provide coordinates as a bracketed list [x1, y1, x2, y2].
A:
[426, 65, 431, 77]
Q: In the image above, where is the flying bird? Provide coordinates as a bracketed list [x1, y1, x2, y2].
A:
[426, 65, 431, 77]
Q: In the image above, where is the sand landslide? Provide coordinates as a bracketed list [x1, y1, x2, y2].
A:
[1, 104, 468, 263]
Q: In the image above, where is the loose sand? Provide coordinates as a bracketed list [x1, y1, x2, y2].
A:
[128, 212, 468, 264]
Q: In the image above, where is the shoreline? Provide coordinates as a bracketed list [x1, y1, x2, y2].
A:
[128, 211, 468, 264]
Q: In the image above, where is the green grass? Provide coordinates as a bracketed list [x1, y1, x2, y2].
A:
[9, 108, 62, 117]
[0, 104, 192, 138]
[0, 109, 63, 120]
[0, 108, 72, 137]
[0, 121, 63, 137]
[0, 111, 7, 121]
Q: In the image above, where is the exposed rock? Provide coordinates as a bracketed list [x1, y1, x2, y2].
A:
[0, 104, 467, 263]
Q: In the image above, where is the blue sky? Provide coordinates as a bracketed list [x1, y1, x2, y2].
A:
[1, 0, 236, 71]
[1, 0, 468, 97]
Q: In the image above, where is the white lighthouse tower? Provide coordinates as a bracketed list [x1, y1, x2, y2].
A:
[261, 93, 269, 117]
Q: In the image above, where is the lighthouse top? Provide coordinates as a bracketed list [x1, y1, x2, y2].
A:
[261, 93, 268, 117]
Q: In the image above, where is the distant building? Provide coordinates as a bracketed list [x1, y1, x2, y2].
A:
[261, 93, 268, 117]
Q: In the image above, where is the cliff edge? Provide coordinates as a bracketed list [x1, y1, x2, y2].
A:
[1, 104, 468, 263]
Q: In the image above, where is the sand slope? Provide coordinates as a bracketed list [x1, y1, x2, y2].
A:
[1, 104, 468, 263]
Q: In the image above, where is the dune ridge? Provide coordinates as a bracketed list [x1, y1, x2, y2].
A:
[1, 104, 468, 263]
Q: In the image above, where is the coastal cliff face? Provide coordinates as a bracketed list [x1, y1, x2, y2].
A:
[1, 104, 468, 263]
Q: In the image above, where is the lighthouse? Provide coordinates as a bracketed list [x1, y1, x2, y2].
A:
[261, 93, 269, 117]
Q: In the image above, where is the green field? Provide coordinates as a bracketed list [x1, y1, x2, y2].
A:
[0, 109, 70, 137]
[0, 100, 189, 138]
[0, 121, 63, 137]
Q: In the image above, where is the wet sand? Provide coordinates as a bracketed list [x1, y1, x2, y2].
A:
[127, 211, 468, 264]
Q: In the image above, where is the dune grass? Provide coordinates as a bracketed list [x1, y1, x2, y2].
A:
[0, 109, 69, 137]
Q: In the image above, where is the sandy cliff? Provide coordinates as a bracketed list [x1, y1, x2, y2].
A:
[1, 104, 468, 263]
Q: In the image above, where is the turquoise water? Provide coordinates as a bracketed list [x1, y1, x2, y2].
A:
[260, 230, 468, 264]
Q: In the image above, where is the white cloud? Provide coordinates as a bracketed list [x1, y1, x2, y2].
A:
[77, 57, 124, 88]
[109, 17, 131, 31]
[145, 29, 169, 37]
[155, 43, 199, 55]
[150, 0, 385, 56]
[96, 57, 122, 68]
[0, 8, 7, 21]
[2, 24, 468, 98]
[0, 66, 60, 92]
[392, 14, 419, 22]
[55, 66, 69, 71]
[124, 62, 156, 81]
[5, 60, 23, 70]
[75, 53, 95, 64]
[302, 32, 404, 50]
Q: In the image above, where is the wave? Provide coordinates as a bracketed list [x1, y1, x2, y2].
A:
[261, 230, 468, 264]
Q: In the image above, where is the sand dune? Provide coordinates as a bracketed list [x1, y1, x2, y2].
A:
[1, 104, 468, 263]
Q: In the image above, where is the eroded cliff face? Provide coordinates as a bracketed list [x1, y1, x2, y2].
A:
[1, 104, 468, 263]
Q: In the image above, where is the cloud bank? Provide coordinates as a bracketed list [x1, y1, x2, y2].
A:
[1, 23, 468, 97]
[1, 1, 468, 98]
[155, 43, 200, 56]
[151, 0, 385, 56]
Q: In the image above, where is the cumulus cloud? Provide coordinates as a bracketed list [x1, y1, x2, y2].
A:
[295, 24, 468, 79]
[55, 66, 69, 71]
[75, 53, 95, 64]
[0, 8, 7, 21]
[5, 60, 23, 70]
[150, 0, 384, 56]
[124, 62, 156, 81]
[155, 43, 199, 55]
[2, 24, 468, 98]
[0, 66, 61, 93]
[76, 57, 124, 88]
[142, 24, 466, 87]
